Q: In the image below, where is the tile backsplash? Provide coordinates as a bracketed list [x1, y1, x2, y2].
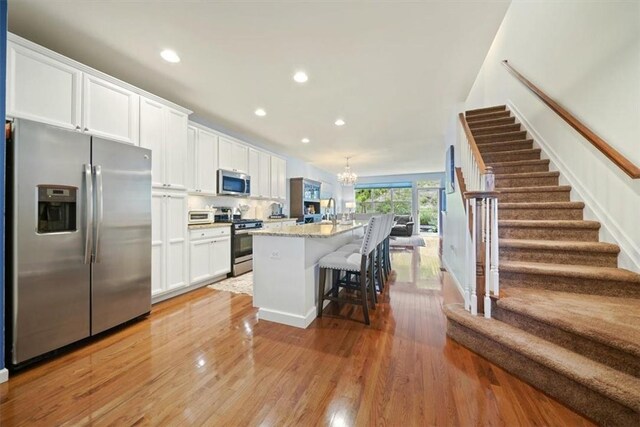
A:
[188, 195, 288, 220]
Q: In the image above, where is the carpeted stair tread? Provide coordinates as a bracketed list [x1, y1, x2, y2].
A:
[501, 261, 640, 283]
[497, 288, 640, 360]
[487, 158, 550, 167]
[465, 110, 512, 123]
[477, 139, 534, 153]
[445, 303, 640, 412]
[470, 123, 522, 136]
[475, 130, 528, 143]
[465, 105, 506, 116]
[500, 239, 619, 253]
[494, 171, 560, 179]
[497, 185, 571, 194]
[467, 116, 516, 129]
[500, 201, 585, 209]
[499, 219, 599, 228]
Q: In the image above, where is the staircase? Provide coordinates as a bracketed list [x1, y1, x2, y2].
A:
[445, 105, 640, 425]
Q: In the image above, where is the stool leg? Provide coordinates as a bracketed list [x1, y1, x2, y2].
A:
[369, 253, 377, 307]
[332, 269, 339, 298]
[317, 267, 327, 318]
[377, 244, 385, 289]
[359, 256, 370, 325]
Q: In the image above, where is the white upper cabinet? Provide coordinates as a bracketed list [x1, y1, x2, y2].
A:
[259, 151, 271, 198]
[140, 98, 165, 188]
[140, 96, 188, 190]
[270, 156, 287, 200]
[164, 108, 187, 190]
[248, 148, 260, 197]
[83, 74, 140, 145]
[195, 128, 218, 195]
[6, 35, 191, 150]
[186, 126, 197, 192]
[218, 136, 248, 173]
[232, 143, 248, 173]
[248, 148, 272, 198]
[6, 41, 82, 130]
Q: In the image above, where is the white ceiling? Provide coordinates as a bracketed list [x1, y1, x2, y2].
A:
[8, 0, 509, 176]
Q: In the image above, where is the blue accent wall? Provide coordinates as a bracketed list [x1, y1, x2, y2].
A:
[1, 0, 7, 371]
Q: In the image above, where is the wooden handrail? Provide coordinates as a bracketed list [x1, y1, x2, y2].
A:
[502, 60, 640, 179]
[458, 112, 487, 172]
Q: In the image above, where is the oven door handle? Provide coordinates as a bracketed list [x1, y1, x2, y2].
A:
[234, 229, 257, 235]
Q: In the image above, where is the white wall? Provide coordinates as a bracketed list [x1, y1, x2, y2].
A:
[465, 0, 640, 272]
[441, 180, 467, 297]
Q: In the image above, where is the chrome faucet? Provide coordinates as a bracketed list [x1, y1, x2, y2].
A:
[327, 197, 337, 226]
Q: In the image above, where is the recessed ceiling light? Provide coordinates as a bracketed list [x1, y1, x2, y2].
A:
[293, 71, 308, 83]
[160, 49, 180, 63]
[301, 138, 310, 143]
[254, 108, 267, 117]
[334, 119, 346, 126]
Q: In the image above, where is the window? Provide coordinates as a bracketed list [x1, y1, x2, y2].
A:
[355, 185, 412, 214]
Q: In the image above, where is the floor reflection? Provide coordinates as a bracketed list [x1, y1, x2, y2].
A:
[390, 235, 441, 291]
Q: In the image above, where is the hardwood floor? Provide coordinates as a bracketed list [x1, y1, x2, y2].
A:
[0, 240, 594, 426]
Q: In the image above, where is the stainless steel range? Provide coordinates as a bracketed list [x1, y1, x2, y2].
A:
[215, 210, 263, 277]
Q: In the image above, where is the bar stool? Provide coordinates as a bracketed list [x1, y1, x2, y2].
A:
[335, 214, 392, 294]
[317, 216, 381, 325]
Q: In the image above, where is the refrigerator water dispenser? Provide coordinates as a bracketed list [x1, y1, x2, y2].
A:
[37, 185, 77, 233]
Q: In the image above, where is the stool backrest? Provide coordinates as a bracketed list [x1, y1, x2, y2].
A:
[385, 213, 394, 238]
[360, 215, 380, 255]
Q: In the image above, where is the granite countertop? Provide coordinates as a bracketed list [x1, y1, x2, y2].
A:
[188, 223, 231, 230]
[263, 217, 299, 223]
[250, 221, 364, 238]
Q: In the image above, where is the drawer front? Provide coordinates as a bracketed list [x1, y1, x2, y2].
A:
[189, 226, 230, 241]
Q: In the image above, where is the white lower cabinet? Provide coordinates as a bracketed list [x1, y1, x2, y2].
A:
[189, 227, 231, 284]
[152, 191, 188, 296]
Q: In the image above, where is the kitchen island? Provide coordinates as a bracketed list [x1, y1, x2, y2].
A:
[251, 222, 365, 328]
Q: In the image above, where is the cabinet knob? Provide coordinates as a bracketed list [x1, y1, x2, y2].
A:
[84, 127, 89, 132]
[75, 125, 81, 130]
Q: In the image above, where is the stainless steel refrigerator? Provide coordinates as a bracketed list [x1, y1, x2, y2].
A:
[8, 119, 152, 366]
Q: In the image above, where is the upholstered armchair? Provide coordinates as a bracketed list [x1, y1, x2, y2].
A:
[390, 215, 414, 237]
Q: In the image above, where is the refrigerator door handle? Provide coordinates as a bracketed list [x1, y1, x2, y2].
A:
[93, 164, 104, 263]
[84, 163, 94, 264]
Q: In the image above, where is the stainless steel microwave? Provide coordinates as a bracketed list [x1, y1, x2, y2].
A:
[218, 169, 251, 196]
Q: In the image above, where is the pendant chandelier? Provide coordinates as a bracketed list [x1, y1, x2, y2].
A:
[337, 157, 358, 186]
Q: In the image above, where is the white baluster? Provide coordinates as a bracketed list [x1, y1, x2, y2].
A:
[484, 197, 492, 319]
[491, 196, 500, 296]
[470, 198, 477, 316]
[464, 198, 471, 311]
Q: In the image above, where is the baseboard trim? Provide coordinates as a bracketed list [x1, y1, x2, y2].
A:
[152, 273, 229, 304]
[258, 306, 317, 329]
[0, 368, 8, 384]
[507, 100, 640, 273]
[442, 256, 465, 300]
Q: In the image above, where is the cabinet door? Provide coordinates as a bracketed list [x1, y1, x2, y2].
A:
[164, 108, 188, 190]
[258, 151, 271, 198]
[197, 129, 218, 194]
[140, 98, 166, 188]
[232, 143, 248, 173]
[218, 137, 234, 171]
[83, 74, 139, 144]
[6, 42, 82, 130]
[278, 158, 287, 199]
[165, 193, 188, 291]
[151, 192, 165, 296]
[270, 156, 279, 199]
[186, 126, 198, 192]
[248, 148, 260, 197]
[190, 239, 213, 283]
[211, 236, 231, 277]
